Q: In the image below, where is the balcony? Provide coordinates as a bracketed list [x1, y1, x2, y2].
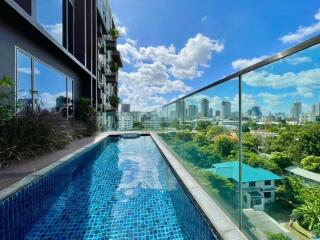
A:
[111, 50, 123, 67]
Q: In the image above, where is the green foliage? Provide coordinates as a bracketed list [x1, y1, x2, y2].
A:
[108, 95, 120, 108]
[133, 122, 145, 130]
[206, 125, 227, 140]
[176, 131, 193, 142]
[298, 123, 320, 157]
[0, 111, 74, 166]
[193, 132, 209, 147]
[266, 232, 291, 240]
[75, 98, 97, 136]
[242, 133, 260, 153]
[108, 28, 120, 38]
[204, 171, 235, 200]
[300, 155, 320, 173]
[195, 120, 211, 131]
[109, 61, 119, 72]
[213, 135, 237, 158]
[292, 201, 320, 234]
[270, 152, 292, 171]
[0, 76, 14, 127]
[242, 123, 250, 133]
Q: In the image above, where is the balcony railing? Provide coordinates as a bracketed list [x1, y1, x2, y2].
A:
[108, 35, 320, 240]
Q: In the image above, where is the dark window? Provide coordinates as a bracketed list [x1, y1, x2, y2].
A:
[67, 1, 74, 53]
[264, 192, 271, 198]
[249, 182, 256, 187]
[265, 180, 271, 185]
[14, 0, 32, 15]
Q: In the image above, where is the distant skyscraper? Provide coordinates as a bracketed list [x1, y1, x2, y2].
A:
[121, 104, 130, 112]
[215, 110, 220, 117]
[188, 104, 198, 119]
[291, 102, 302, 120]
[209, 108, 213, 118]
[200, 98, 209, 117]
[248, 106, 262, 119]
[312, 102, 320, 116]
[176, 101, 185, 119]
[221, 101, 231, 119]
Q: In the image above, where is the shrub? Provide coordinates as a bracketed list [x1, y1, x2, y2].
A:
[0, 111, 74, 167]
[300, 155, 320, 173]
[0, 76, 14, 127]
[266, 233, 291, 240]
[75, 98, 98, 136]
[108, 96, 120, 108]
[108, 28, 120, 39]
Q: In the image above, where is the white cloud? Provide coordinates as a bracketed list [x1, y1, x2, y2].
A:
[18, 67, 40, 75]
[279, 9, 320, 44]
[201, 16, 208, 22]
[232, 55, 268, 70]
[118, 33, 224, 79]
[286, 56, 312, 65]
[113, 14, 127, 36]
[42, 23, 63, 44]
[38, 92, 66, 109]
[117, 32, 224, 111]
[258, 92, 283, 107]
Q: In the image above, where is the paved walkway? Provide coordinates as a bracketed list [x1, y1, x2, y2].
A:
[0, 133, 111, 191]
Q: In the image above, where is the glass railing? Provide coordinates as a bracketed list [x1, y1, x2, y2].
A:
[139, 36, 320, 240]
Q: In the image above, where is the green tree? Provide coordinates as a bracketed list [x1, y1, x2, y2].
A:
[194, 132, 209, 147]
[292, 201, 320, 234]
[298, 123, 320, 157]
[242, 133, 260, 153]
[0, 76, 14, 127]
[270, 152, 292, 171]
[133, 122, 145, 130]
[205, 172, 235, 200]
[300, 155, 320, 173]
[213, 135, 237, 158]
[206, 125, 227, 140]
[267, 233, 291, 240]
[195, 120, 211, 131]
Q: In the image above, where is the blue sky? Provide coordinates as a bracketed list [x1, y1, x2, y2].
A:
[109, 0, 320, 113]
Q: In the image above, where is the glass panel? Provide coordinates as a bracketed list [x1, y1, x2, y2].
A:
[16, 51, 32, 112]
[159, 79, 240, 227]
[241, 44, 320, 239]
[34, 61, 67, 115]
[36, 0, 63, 44]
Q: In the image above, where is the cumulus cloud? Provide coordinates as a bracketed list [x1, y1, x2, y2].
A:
[279, 9, 320, 43]
[113, 14, 127, 36]
[232, 55, 269, 70]
[42, 23, 63, 44]
[117, 31, 224, 111]
[286, 56, 312, 65]
[18, 67, 40, 75]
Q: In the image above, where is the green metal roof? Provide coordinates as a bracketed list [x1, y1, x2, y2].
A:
[207, 161, 282, 183]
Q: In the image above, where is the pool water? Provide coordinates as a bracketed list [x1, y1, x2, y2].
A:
[1, 136, 217, 240]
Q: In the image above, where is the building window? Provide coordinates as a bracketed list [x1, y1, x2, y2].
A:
[265, 180, 271, 185]
[15, 49, 73, 117]
[264, 192, 271, 198]
[16, 51, 33, 112]
[249, 182, 256, 187]
[36, 0, 63, 44]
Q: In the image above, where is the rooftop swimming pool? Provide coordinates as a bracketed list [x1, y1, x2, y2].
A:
[0, 136, 218, 240]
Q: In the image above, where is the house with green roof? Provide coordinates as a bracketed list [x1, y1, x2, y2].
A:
[208, 161, 282, 211]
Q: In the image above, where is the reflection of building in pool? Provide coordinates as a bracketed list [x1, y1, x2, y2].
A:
[208, 161, 282, 211]
[285, 166, 320, 187]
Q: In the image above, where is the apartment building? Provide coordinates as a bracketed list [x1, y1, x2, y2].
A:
[0, 0, 122, 128]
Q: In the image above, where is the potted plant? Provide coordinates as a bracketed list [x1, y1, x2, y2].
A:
[108, 61, 118, 73]
[108, 28, 120, 39]
[108, 95, 120, 108]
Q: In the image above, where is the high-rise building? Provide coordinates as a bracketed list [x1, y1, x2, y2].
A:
[200, 98, 209, 117]
[215, 110, 220, 117]
[209, 108, 213, 118]
[176, 101, 185, 119]
[312, 102, 320, 116]
[0, 0, 122, 129]
[118, 113, 133, 130]
[121, 104, 130, 113]
[291, 102, 302, 121]
[248, 106, 262, 120]
[188, 104, 198, 119]
[221, 101, 231, 119]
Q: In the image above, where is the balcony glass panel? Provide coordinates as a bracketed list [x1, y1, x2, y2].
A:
[158, 78, 241, 226]
[241, 43, 320, 239]
[36, 0, 63, 44]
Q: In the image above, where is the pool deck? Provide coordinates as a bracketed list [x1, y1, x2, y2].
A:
[0, 131, 247, 240]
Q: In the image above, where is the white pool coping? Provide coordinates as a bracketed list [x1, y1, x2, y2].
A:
[150, 132, 248, 240]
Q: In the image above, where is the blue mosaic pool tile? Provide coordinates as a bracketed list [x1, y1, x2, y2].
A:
[1, 137, 217, 240]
